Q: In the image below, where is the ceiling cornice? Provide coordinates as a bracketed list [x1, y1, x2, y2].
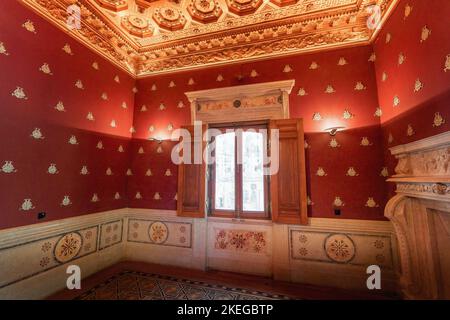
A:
[18, 0, 399, 78]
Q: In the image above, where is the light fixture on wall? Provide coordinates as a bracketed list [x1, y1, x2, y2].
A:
[324, 126, 345, 136]
[148, 137, 164, 144]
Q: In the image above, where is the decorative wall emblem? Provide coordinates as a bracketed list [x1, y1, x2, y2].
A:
[444, 54, 450, 72]
[146, 169, 153, 176]
[55, 101, 65, 112]
[342, 109, 354, 120]
[30, 128, 44, 139]
[47, 164, 59, 175]
[307, 196, 314, 205]
[380, 167, 389, 177]
[54, 232, 82, 263]
[165, 169, 172, 176]
[337, 57, 348, 66]
[414, 79, 423, 92]
[216, 74, 224, 82]
[11, 87, 27, 100]
[360, 137, 373, 146]
[398, 52, 406, 65]
[159, 103, 166, 111]
[75, 80, 84, 90]
[118, 145, 125, 153]
[121, 102, 127, 109]
[1, 161, 17, 174]
[309, 61, 319, 70]
[388, 133, 394, 144]
[132, 87, 138, 94]
[404, 3, 413, 19]
[114, 75, 120, 83]
[148, 125, 155, 132]
[420, 26, 431, 42]
[365, 197, 379, 208]
[106, 167, 113, 176]
[329, 138, 340, 148]
[151, 84, 157, 91]
[80, 166, 89, 175]
[138, 146, 145, 154]
[96, 141, 104, 149]
[374, 107, 383, 117]
[316, 167, 327, 177]
[354, 82, 366, 91]
[68, 135, 78, 145]
[153, 192, 161, 200]
[153, 7, 186, 31]
[214, 229, 267, 253]
[333, 197, 345, 207]
[433, 112, 445, 127]
[101, 92, 108, 100]
[22, 20, 37, 33]
[382, 72, 388, 82]
[61, 195, 72, 207]
[91, 194, 100, 202]
[126, 169, 133, 176]
[297, 88, 307, 96]
[135, 192, 142, 199]
[250, 69, 259, 77]
[324, 234, 355, 263]
[312, 112, 322, 121]
[149, 222, 169, 244]
[140, 105, 148, 112]
[0, 42, 9, 55]
[39, 63, 52, 75]
[188, 78, 195, 85]
[368, 52, 376, 62]
[20, 199, 35, 211]
[385, 33, 391, 44]
[62, 44, 73, 55]
[110, 120, 117, 128]
[169, 81, 176, 88]
[157, 146, 163, 153]
[283, 64, 293, 73]
[114, 192, 121, 200]
[346, 167, 359, 177]
[393, 95, 400, 107]
[406, 124, 415, 137]
[324, 85, 336, 94]
[92, 62, 99, 70]
[188, 0, 223, 23]
[86, 112, 95, 121]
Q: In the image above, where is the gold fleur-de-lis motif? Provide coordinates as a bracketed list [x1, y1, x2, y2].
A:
[75, 79, 84, 89]
[343, 109, 354, 120]
[433, 112, 445, 127]
[324, 85, 336, 94]
[156, 146, 163, 153]
[68, 135, 78, 145]
[114, 192, 121, 200]
[47, 163, 59, 175]
[444, 54, 450, 72]
[297, 88, 308, 96]
[368, 52, 376, 62]
[250, 69, 259, 77]
[283, 65, 293, 73]
[388, 133, 394, 144]
[304, 140, 310, 149]
[374, 107, 383, 117]
[101, 92, 108, 100]
[406, 124, 415, 137]
[61, 196, 72, 207]
[414, 79, 423, 92]
[110, 120, 117, 128]
[382, 72, 388, 82]
[309, 62, 319, 70]
[62, 44, 74, 55]
[0, 42, 10, 55]
[365, 197, 379, 208]
[121, 102, 127, 109]
[177, 101, 185, 108]
[91, 193, 99, 202]
[167, 123, 174, 131]
[149, 125, 155, 132]
[316, 167, 327, 177]
[188, 78, 195, 85]
[86, 112, 94, 121]
[333, 197, 345, 207]
[174, 193, 178, 201]
[337, 57, 348, 66]
[20, 199, 35, 211]
[354, 82, 366, 91]
[420, 26, 431, 42]
[96, 141, 104, 149]
[329, 138, 340, 148]
[216, 74, 224, 82]
[398, 53, 406, 65]
[92, 61, 99, 70]
[153, 192, 161, 200]
[165, 169, 172, 176]
[114, 75, 120, 83]
[140, 105, 148, 112]
[31, 128, 44, 140]
[312, 112, 322, 121]
[159, 103, 166, 111]
[39, 63, 53, 75]
[307, 196, 314, 206]
[146, 169, 153, 176]
[169, 81, 176, 88]
[118, 145, 124, 153]
[393, 95, 400, 107]
[360, 137, 373, 146]
[135, 192, 142, 199]
[138, 147, 145, 154]
[385, 33, 392, 44]
[346, 167, 359, 177]
[1, 161, 17, 174]
[55, 101, 66, 112]
[132, 87, 138, 93]
[80, 166, 89, 175]
[126, 169, 133, 176]
[22, 20, 37, 33]
[151, 84, 157, 91]
[11, 87, 28, 100]
[404, 4, 413, 19]
[380, 167, 389, 177]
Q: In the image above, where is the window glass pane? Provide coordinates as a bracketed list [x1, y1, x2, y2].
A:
[242, 131, 264, 212]
[215, 132, 235, 210]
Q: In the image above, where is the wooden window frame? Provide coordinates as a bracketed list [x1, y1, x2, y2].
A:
[208, 121, 270, 220]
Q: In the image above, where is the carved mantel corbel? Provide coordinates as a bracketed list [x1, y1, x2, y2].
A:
[385, 131, 450, 299]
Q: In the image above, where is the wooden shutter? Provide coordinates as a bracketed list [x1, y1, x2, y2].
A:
[269, 119, 308, 225]
[177, 124, 207, 218]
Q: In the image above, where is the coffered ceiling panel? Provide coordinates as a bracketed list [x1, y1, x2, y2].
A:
[19, 0, 399, 77]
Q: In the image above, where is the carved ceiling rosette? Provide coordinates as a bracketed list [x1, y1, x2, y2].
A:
[270, 0, 299, 7]
[188, 0, 223, 23]
[121, 15, 154, 38]
[226, 0, 263, 16]
[93, 0, 128, 12]
[153, 6, 186, 31]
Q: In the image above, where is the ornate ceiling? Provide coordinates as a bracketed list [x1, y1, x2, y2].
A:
[19, 0, 399, 77]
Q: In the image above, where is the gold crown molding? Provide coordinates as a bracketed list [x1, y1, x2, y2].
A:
[18, 0, 399, 78]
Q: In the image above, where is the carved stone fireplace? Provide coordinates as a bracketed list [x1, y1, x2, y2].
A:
[385, 131, 450, 299]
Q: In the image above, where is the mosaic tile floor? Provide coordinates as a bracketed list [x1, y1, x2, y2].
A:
[75, 270, 292, 300]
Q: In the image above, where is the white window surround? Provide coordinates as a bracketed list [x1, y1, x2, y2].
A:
[185, 80, 295, 124]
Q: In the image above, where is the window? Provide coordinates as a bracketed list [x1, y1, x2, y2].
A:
[208, 123, 269, 219]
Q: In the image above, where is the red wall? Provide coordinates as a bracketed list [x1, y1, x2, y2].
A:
[130, 45, 388, 220]
[373, 0, 450, 197]
[0, 1, 135, 229]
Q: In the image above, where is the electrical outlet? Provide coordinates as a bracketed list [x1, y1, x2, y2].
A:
[37, 212, 46, 220]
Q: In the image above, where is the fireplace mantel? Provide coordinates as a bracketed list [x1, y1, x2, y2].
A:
[385, 131, 450, 299]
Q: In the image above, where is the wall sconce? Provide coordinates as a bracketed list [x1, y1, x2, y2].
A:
[324, 126, 345, 136]
[148, 137, 164, 144]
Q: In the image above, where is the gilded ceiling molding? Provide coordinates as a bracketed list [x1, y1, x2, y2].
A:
[18, 0, 400, 77]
